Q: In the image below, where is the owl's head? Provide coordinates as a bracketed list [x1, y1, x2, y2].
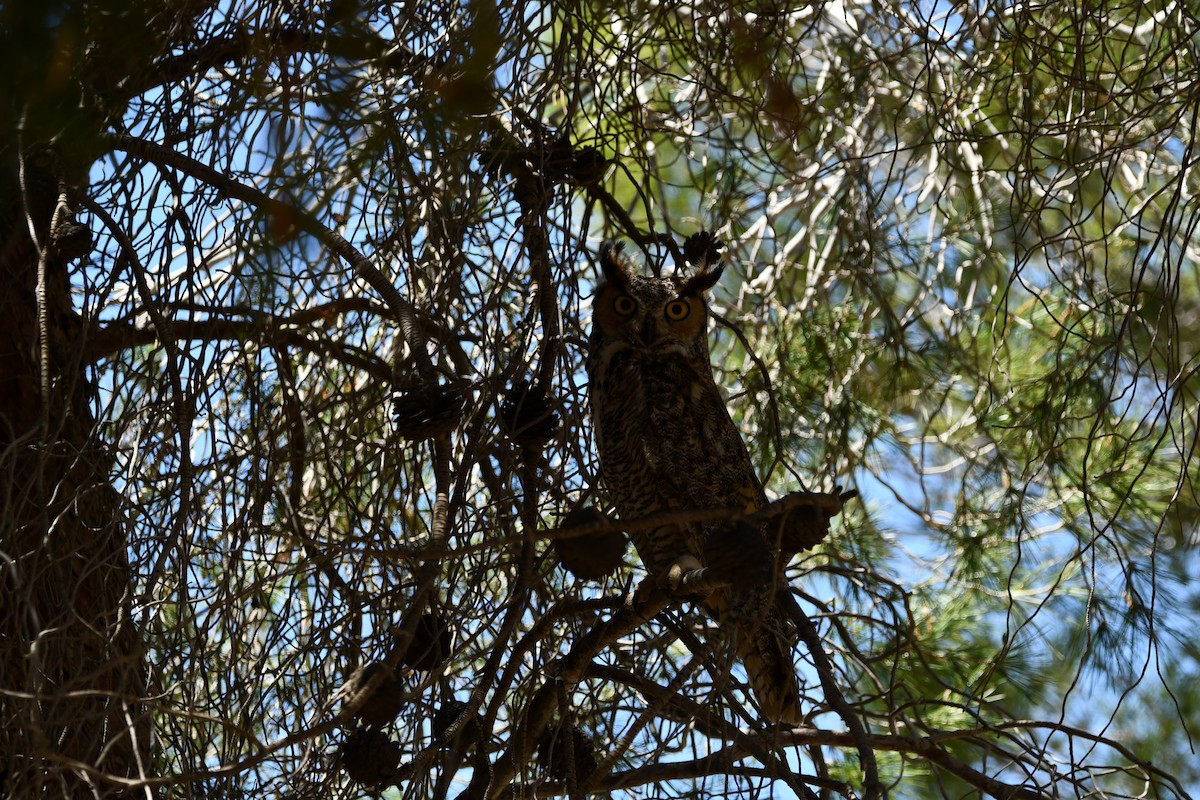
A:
[591, 241, 724, 355]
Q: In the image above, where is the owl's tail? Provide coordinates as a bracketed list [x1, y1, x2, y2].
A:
[708, 588, 803, 725]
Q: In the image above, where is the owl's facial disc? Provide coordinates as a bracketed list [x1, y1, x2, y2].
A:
[592, 272, 708, 349]
[639, 294, 703, 346]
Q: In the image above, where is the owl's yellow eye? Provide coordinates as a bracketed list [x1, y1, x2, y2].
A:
[612, 294, 637, 316]
[664, 299, 691, 321]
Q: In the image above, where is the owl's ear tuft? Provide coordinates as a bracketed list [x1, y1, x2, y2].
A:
[681, 264, 724, 296]
[598, 241, 630, 287]
[682, 230, 726, 269]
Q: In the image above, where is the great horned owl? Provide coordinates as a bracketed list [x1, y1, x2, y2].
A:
[586, 239, 802, 724]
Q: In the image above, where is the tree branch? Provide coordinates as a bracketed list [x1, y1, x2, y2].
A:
[103, 133, 439, 385]
[86, 315, 391, 379]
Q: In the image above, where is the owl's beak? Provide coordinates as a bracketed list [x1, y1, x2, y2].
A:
[638, 317, 660, 344]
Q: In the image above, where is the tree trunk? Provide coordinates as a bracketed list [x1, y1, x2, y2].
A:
[0, 148, 151, 797]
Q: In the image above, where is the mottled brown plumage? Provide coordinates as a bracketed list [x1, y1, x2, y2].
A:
[586, 239, 802, 724]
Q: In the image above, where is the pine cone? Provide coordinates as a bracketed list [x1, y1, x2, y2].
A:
[431, 699, 484, 749]
[569, 147, 608, 185]
[537, 723, 598, 783]
[346, 662, 406, 727]
[49, 212, 92, 261]
[339, 728, 401, 788]
[401, 612, 452, 671]
[553, 507, 626, 581]
[498, 379, 560, 448]
[771, 488, 857, 556]
[390, 382, 465, 440]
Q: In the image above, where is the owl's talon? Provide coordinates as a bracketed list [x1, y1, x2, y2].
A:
[662, 554, 703, 594]
[630, 578, 653, 607]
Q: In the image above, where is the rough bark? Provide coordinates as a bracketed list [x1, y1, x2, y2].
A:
[0, 147, 151, 797]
